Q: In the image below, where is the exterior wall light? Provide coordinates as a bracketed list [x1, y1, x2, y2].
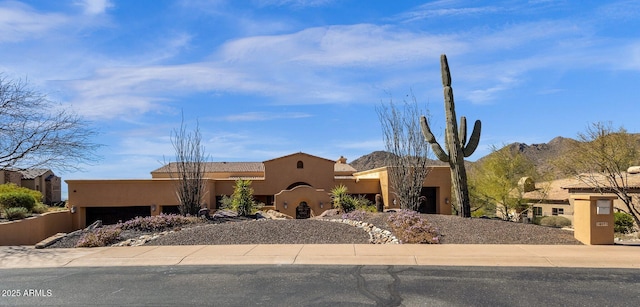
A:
[319, 201, 324, 208]
[151, 204, 157, 212]
[70, 206, 76, 214]
[284, 201, 288, 209]
[445, 197, 449, 204]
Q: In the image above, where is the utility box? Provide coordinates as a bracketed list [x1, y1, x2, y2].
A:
[572, 195, 616, 245]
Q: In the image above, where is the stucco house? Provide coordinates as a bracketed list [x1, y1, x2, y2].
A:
[501, 171, 640, 225]
[66, 152, 452, 228]
[0, 168, 62, 205]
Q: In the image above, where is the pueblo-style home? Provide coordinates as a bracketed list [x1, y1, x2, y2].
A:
[66, 152, 451, 228]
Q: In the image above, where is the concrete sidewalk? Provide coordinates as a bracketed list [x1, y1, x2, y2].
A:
[1, 244, 639, 269]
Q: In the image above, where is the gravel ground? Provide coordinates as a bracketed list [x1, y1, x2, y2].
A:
[147, 219, 371, 245]
[47, 212, 583, 248]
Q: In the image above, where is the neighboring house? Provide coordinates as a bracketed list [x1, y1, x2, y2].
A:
[562, 172, 640, 217]
[66, 152, 452, 228]
[520, 177, 574, 223]
[498, 171, 640, 225]
[0, 169, 62, 205]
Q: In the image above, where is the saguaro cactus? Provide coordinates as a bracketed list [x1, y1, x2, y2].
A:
[420, 54, 481, 218]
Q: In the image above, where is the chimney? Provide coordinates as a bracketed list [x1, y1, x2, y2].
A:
[336, 156, 347, 164]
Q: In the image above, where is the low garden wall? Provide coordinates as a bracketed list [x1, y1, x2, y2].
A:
[0, 210, 73, 246]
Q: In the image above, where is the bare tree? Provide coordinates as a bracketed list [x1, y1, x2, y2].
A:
[0, 74, 100, 171]
[169, 116, 208, 216]
[377, 95, 432, 211]
[559, 122, 640, 226]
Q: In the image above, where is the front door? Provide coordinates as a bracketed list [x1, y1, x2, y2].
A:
[296, 202, 311, 219]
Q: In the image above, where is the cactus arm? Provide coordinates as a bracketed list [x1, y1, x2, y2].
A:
[459, 116, 467, 147]
[420, 116, 450, 162]
[420, 115, 437, 143]
[463, 120, 482, 158]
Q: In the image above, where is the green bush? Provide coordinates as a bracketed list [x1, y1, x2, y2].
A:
[0, 192, 36, 212]
[353, 195, 377, 212]
[31, 203, 50, 214]
[0, 183, 42, 204]
[539, 216, 572, 228]
[531, 216, 544, 225]
[4, 207, 29, 220]
[614, 212, 635, 234]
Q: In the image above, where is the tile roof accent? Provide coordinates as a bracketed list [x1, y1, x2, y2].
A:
[152, 162, 264, 173]
[334, 163, 357, 173]
[562, 173, 640, 190]
[263, 152, 335, 163]
[18, 169, 51, 180]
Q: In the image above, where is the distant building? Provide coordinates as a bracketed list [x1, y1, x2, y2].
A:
[497, 172, 640, 225]
[66, 152, 452, 228]
[0, 169, 62, 205]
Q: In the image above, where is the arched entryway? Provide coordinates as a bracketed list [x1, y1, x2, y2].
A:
[296, 201, 311, 219]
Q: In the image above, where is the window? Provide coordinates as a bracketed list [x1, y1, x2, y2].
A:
[552, 208, 564, 216]
[533, 207, 542, 216]
[296, 161, 304, 169]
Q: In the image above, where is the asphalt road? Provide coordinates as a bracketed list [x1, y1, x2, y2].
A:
[1, 265, 638, 306]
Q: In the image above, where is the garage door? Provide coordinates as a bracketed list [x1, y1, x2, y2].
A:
[86, 206, 151, 225]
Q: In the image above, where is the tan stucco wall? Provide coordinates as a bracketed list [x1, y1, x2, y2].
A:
[354, 166, 451, 214]
[273, 185, 332, 217]
[263, 153, 335, 192]
[572, 195, 615, 245]
[65, 154, 454, 226]
[0, 211, 72, 245]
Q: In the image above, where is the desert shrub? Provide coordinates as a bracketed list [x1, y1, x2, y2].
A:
[331, 185, 372, 213]
[0, 192, 36, 212]
[353, 195, 376, 212]
[539, 216, 572, 228]
[0, 183, 42, 204]
[341, 209, 368, 221]
[4, 207, 29, 220]
[531, 216, 544, 225]
[614, 212, 635, 234]
[471, 208, 486, 218]
[75, 226, 122, 247]
[387, 209, 440, 244]
[31, 203, 50, 214]
[119, 214, 202, 232]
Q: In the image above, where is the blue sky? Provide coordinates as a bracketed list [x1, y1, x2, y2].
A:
[1, 0, 639, 198]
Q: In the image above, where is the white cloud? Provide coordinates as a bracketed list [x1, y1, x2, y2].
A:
[220, 24, 463, 67]
[255, 0, 334, 8]
[219, 111, 312, 122]
[76, 0, 113, 15]
[0, 2, 67, 42]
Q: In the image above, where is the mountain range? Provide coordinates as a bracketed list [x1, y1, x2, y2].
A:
[349, 135, 640, 180]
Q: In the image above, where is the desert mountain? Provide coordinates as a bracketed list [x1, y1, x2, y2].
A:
[349, 150, 447, 172]
[349, 135, 640, 179]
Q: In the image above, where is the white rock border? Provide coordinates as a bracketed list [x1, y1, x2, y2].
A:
[325, 218, 399, 244]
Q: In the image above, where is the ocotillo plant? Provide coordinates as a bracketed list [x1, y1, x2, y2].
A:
[420, 54, 481, 218]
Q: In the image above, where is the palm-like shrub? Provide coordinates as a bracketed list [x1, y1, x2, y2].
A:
[226, 179, 262, 216]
